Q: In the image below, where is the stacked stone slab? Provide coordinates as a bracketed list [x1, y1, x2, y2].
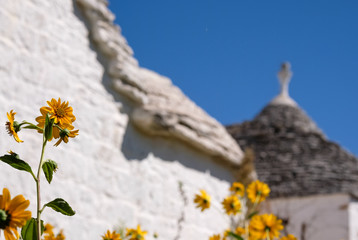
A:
[227, 103, 358, 198]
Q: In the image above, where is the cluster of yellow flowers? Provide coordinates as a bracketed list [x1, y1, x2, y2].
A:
[0, 99, 296, 240]
[5, 98, 79, 146]
[1, 98, 79, 240]
[102, 225, 148, 240]
[194, 180, 297, 240]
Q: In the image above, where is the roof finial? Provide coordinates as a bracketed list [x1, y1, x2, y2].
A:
[278, 62, 292, 97]
[270, 62, 297, 106]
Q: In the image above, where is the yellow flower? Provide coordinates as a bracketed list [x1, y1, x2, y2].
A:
[230, 182, 245, 197]
[36, 99, 78, 146]
[249, 214, 283, 240]
[280, 234, 297, 240]
[55, 230, 65, 240]
[223, 229, 231, 238]
[54, 127, 79, 147]
[194, 190, 211, 211]
[5, 110, 23, 143]
[247, 180, 270, 203]
[235, 227, 246, 236]
[209, 234, 221, 240]
[43, 223, 66, 240]
[102, 230, 122, 240]
[126, 225, 147, 240]
[44, 223, 54, 235]
[222, 195, 241, 215]
[40, 98, 76, 126]
[0, 188, 32, 240]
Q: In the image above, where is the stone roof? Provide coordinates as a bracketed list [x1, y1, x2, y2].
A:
[76, 0, 243, 165]
[227, 62, 358, 198]
[227, 102, 358, 198]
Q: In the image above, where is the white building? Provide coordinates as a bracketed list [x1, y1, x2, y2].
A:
[227, 63, 358, 240]
[0, 1, 245, 239]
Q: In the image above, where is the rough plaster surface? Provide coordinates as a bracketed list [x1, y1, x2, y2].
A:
[349, 201, 358, 240]
[75, 0, 243, 166]
[262, 194, 350, 240]
[0, 0, 241, 239]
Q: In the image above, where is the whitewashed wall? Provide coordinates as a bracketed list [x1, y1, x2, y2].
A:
[262, 194, 350, 240]
[349, 200, 358, 240]
[0, 0, 236, 239]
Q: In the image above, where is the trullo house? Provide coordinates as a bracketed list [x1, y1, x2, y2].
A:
[227, 63, 358, 240]
[0, 0, 245, 239]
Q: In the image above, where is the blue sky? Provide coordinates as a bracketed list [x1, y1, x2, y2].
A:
[109, 1, 358, 156]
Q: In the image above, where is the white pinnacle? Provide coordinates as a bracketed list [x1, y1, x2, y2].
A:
[270, 62, 297, 106]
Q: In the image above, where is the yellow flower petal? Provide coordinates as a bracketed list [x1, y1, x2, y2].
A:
[194, 190, 211, 211]
[222, 195, 241, 215]
[247, 180, 270, 203]
[0, 188, 31, 240]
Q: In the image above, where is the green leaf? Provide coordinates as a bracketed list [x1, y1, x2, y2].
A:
[21, 218, 36, 240]
[44, 198, 75, 216]
[227, 232, 244, 240]
[43, 114, 54, 141]
[0, 154, 34, 175]
[248, 210, 259, 219]
[21, 218, 44, 240]
[42, 159, 57, 184]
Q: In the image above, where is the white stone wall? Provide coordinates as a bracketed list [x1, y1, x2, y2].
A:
[349, 200, 358, 240]
[0, 0, 235, 239]
[262, 194, 349, 240]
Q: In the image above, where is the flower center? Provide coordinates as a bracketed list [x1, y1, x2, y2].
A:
[56, 108, 66, 117]
[5, 122, 12, 134]
[0, 209, 10, 229]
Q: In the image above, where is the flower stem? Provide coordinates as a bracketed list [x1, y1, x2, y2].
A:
[245, 220, 249, 240]
[36, 137, 47, 240]
[266, 229, 270, 240]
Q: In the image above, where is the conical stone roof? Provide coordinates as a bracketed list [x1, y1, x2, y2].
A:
[227, 63, 358, 198]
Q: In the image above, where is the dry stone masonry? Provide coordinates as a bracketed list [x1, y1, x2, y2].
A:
[226, 62, 358, 240]
[227, 103, 358, 197]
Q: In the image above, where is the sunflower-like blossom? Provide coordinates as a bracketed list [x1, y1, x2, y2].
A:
[280, 234, 297, 240]
[44, 223, 54, 234]
[246, 180, 270, 203]
[5, 110, 23, 143]
[249, 214, 283, 240]
[229, 182, 245, 197]
[54, 126, 79, 147]
[209, 234, 221, 240]
[102, 230, 122, 240]
[235, 227, 246, 236]
[222, 195, 241, 215]
[193, 190, 211, 212]
[36, 98, 78, 146]
[43, 223, 66, 240]
[126, 225, 147, 240]
[40, 98, 75, 126]
[0, 188, 32, 240]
